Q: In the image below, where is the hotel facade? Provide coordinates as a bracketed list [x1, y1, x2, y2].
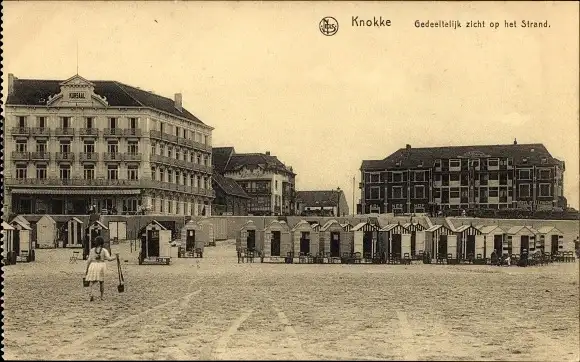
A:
[359, 142, 566, 214]
[4, 74, 215, 216]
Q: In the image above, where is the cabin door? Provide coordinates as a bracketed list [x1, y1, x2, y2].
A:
[438, 235, 448, 257]
[14, 230, 21, 255]
[466, 235, 476, 258]
[271, 231, 281, 256]
[186, 230, 195, 251]
[551, 235, 559, 254]
[247, 230, 256, 251]
[493, 235, 503, 256]
[300, 232, 310, 255]
[363, 231, 373, 258]
[391, 234, 402, 257]
[520, 235, 530, 254]
[411, 231, 417, 256]
[148, 230, 160, 257]
[140, 234, 147, 257]
[330, 232, 340, 257]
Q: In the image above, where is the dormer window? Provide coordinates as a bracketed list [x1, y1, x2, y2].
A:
[395, 161, 401, 167]
[541, 158, 548, 164]
[522, 157, 528, 164]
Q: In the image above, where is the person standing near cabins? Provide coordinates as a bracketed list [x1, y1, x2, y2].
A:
[85, 236, 118, 301]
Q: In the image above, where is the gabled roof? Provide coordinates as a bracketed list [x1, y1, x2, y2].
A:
[12, 215, 31, 225]
[225, 153, 294, 175]
[380, 223, 409, 233]
[536, 226, 563, 235]
[296, 190, 341, 207]
[91, 220, 109, 230]
[352, 222, 380, 232]
[69, 217, 84, 224]
[212, 172, 250, 198]
[425, 224, 453, 233]
[2, 221, 15, 231]
[506, 225, 537, 235]
[212, 147, 236, 173]
[38, 214, 57, 223]
[291, 220, 314, 231]
[361, 143, 562, 170]
[7, 77, 206, 125]
[478, 225, 505, 234]
[10, 219, 32, 230]
[320, 219, 343, 231]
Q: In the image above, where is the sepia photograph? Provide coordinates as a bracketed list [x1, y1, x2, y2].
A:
[1, 1, 579, 360]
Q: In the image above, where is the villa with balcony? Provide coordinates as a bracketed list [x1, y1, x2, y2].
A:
[4, 73, 215, 216]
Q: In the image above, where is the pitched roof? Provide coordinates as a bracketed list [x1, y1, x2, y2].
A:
[536, 226, 563, 234]
[478, 225, 505, 234]
[225, 153, 294, 175]
[7, 77, 206, 125]
[212, 172, 250, 198]
[2, 221, 15, 231]
[212, 147, 236, 173]
[361, 143, 562, 170]
[296, 190, 341, 207]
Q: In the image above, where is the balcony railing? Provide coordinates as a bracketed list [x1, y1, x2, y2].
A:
[31, 152, 50, 161]
[11, 127, 30, 136]
[150, 130, 212, 151]
[103, 152, 123, 161]
[5, 177, 141, 187]
[80, 128, 99, 136]
[31, 127, 51, 137]
[124, 128, 142, 137]
[55, 152, 75, 161]
[55, 128, 75, 137]
[79, 152, 99, 162]
[12, 151, 30, 161]
[104, 128, 123, 137]
[124, 153, 142, 161]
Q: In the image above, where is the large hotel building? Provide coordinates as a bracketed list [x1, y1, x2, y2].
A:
[4, 74, 215, 216]
[360, 142, 566, 214]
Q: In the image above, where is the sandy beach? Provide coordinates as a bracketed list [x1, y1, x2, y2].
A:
[3, 240, 579, 361]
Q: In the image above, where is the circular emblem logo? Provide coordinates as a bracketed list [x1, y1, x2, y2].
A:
[319, 17, 339, 36]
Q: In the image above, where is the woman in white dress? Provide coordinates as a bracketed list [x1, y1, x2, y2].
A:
[85, 236, 117, 301]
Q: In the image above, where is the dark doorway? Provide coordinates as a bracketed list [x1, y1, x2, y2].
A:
[494, 235, 503, 256]
[391, 234, 402, 257]
[147, 229, 160, 257]
[411, 231, 417, 255]
[14, 230, 21, 255]
[247, 230, 256, 251]
[438, 235, 448, 257]
[62, 224, 69, 247]
[466, 235, 476, 258]
[363, 231, 373, 258]
[51, 199, 64, 214]
[300, 232, 310, 254]
[551, 235, 559, 254]
[186, 230, 195, 251]
[330, 232, 340, 257]
[72, 200, 85, 214]
[271, 231, 281, 256]
[520, 235, 529, 254]
[140, 233, 147, 257]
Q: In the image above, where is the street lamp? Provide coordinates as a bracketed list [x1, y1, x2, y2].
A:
[336, 187, 341, 217]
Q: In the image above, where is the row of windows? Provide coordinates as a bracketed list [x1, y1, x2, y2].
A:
[367, 184, 553, 200]
[151, 198, 207, 215]
[150, 167, 210, 188]
[365, 168, 554, 183]
[151, 142, 210, 165]
[14, 164, 140, 181]
[15, 139, 140, 154]
[15, 115, 210, 145]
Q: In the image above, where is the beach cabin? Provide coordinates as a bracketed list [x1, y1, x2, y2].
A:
[291, 220, 320, 258]
[10, 218, 34, 262]
[379, 223, 411, 259]
[37, 215, 57, 248]
[237, 220, 259, 252]
[454, 224, 483, 260]
[477, 225, 505, 259]
[179, 220, 204, 258]
[340, 222, 354, 232]
[424, 224, 457, 261]
[535, 226, 565, 255]
[403, 222, 427, 257]
[64, 217, 84, 248]
[2, 221, 15, 265]
[84, 220, 110, 260]
[139, 220, 172, 265]
[353, 222, 381, 260]
[320, 219, 351, 258]
[261, 220, 292, 258]
[198, 218, 215, 247]
[505, 226, 538, 256]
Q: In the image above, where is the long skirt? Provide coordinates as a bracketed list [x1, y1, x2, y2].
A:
[86, 262, 107, 282]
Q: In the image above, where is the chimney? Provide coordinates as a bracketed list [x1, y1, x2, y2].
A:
[8, 73, 15, 95]
[406, 144, 411, 150]
[265, 151, 270, 155]
[514, 138, 517, 145]
[174, 93, 182, 112]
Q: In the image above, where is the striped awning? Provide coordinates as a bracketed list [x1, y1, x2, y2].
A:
[11, 189, 141, 195]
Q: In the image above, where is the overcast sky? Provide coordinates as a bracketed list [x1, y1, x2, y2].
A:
[3, 1, 579, 210]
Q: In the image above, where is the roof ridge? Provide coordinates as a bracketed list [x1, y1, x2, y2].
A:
[112, 81, 146, 107]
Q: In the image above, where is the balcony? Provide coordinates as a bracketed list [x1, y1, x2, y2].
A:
[31, 152, 50, 161]
[11, 127, 30, 136]
[149, 130, 180, 145]
[79, 152, 99, 162]
[55, 152, 75, 162]
[103, 128, 123, 137]
[124, 153, 142, 162]
[124, 128, 142, 137]
[103, 152, 123, 162]
[55, 128, 75, 137]
[31, 127, 51, 137]
[12, 151, 30, 161]
[80, 128, 99, 137]
[5, 177, 141, 187]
